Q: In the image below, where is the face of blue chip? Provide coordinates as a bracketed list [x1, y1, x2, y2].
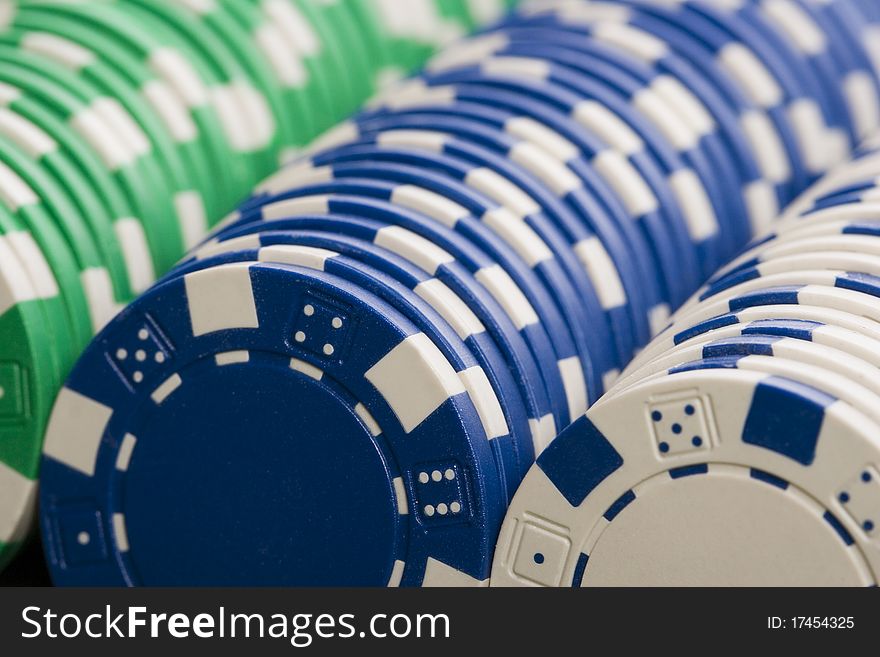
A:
[41, 262, 506, 586]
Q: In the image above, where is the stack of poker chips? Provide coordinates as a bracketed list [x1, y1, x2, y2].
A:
[496, 140, 880, 588]
[0, 0, 513, 572]
[20, 0, 880, 585]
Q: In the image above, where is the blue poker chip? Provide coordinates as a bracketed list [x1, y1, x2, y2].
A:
[466, 23, 781, 237]
[242, 164, 591, 422]
[352, 95, 666, 345]
[294, 143, 610, 401]
[532, 8, 793, 215]
[516, 0, 804, 203]
[798, 0, 880, 139]
[438, 43, 745, 268]
[162, 231, 530, 500]
[756, 0, 872, 142]
[492, 363, 880, 586]
[382, 76, 699, 306]
[410, 65, 698, 307]
[658, 0, 842, 180]
[355, 104, 697, 304]
[224, 177, 590, 424]
[323, 128, 647, 364]
[707, 0, 852, 150]
[190, 223, 556, 463]
[202, 227, 558, 456]
[253, 157, 614, 405]
[216, 182, 558, 437]
[468, 33, 753, 260]
[373, 78, 663, 342]
[337, 112, 657, 353]
[41, 261, 506, 586]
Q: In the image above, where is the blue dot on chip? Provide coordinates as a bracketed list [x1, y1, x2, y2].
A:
[672, 423, 682, 434]
[839, 492, 850, 503]
[534, 553, 545, 564]
[684, 404, 695, 415]
[659, 442, 669, 453]
[652, 411, 662, 422]
[692, 436, 702, 447]
[864, 521, 875, 532]
[863, 471, 873, 483]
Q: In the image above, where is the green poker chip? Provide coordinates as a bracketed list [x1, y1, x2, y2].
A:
[310, 0, 374, 111]
[18, 0, 252, 209]
[0, 72, 170, 285]
[248, 0, 339, 147]
[0, 121, 80, 371]
[170, 0, 304, 156]
[341, 0, 398, 91]
[0, 99, 157, 295]
[0, 138, 93, 353]
[4, 7, 224, 227]
[221, 0, 319, 155]
[9, 3, 219, 238]
[251, 0, 338, 133]
[116, 0, 279, 180]
[0, 48, 187, 275]
[0, 132, 122, 337]
[0, 204, 61, 571]
[0, 23, 216, 253]
[0, 101, 142, 297]
[294, 0, 359, 121]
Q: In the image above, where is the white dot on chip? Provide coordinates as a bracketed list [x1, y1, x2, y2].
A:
[135, 350, 147, 362]
[450, 502, 461, 513]
[0, 387, 4, 399]
[437, 503, 448, 515]
[303, 304, 315, 316]
[432, 470, 442, 482]
[133, 371, 143, 383]
[323, 343, 334, 355]
[138, 329, 149, 340]
[77, 532, 90, 546]
[155, 352, 166, 363]
[332, 317, 343, 328]
[424, 505, 435, 517]
[418, 472, 429, 484]
[295, 331, 306, 343]
[116, 349, 128, 360]
[445, 469, 455, 480]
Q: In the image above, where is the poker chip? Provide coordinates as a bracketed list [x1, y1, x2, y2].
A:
[0, 205, 59, 570]
[176, 237, 534, 504]
[250, 160, 584, 425]
[2, 0, 879, 585]
[493, 365, 880, 586]
[493, 111, 880, 586]
[0, 0, 488, 570]
[41, 261, 507, 586]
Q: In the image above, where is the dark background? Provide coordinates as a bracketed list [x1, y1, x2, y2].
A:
[1, 537, 50, 586]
